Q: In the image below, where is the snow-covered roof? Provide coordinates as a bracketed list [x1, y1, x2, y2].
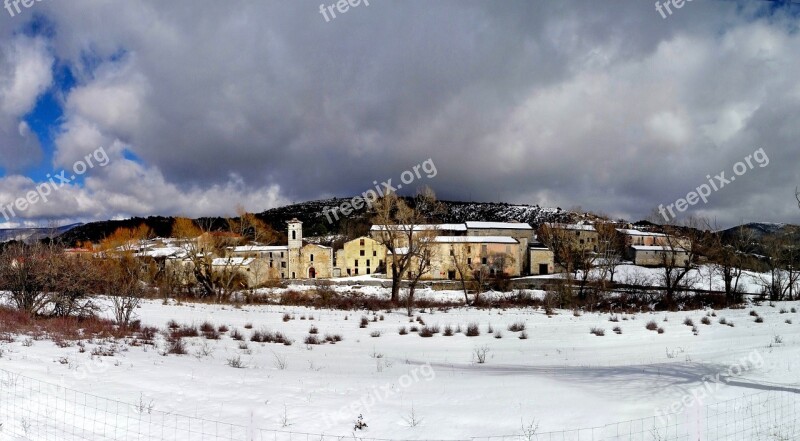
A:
[212, 257, 255, 266]
[137, 246, 188, 258]
[230, 245, 288, 253]
[370, 224, 467, 232]
[433, 236, 519, 244]
[387, 247, 409, 255]
[616, 229, 667, 237]
[631, 245, 687, 252]
[556, 224, 597, 232]
[464, 221, 532, 230]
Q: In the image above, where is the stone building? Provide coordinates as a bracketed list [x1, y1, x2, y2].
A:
[339, 236, 387, 276]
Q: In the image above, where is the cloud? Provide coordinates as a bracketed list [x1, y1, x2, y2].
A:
[0, 0, 798, 228]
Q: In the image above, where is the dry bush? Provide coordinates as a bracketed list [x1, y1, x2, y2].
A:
[370, 331, 381, 338]
[359, 316, 369, 328]
[324, 334, 342, 343]
[701, 316, 711, 325]
[646, 320, 658, 331]
[304, 335, 321, 345]
[398, 327, 408, 335]
[590, 327, 605, 336]
[466, 323, 480, 337]
[683, 317, 694, 327]
[508, 322, 526, 332]
[230, 328, 244, 341]
[419, 326, 435, 338]
[443, 324, 453, 336]
[613, 326, 622, 334]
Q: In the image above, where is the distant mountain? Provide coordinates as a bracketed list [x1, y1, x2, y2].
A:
[719, 222, 800, 245]
[0, 223, 83, 243]
[51, 198, 579, 247]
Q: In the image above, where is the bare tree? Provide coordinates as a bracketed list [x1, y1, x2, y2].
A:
[657, 220, 701, 308]
[371, 188, 443, 304]
[0, 242, 53, 316]
[404, 233, 437, 316]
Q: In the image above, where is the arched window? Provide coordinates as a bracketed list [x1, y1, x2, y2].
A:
[310, 254, 314, 262]
[292, 231, 296, 240]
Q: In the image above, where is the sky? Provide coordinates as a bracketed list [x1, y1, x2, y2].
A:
[0, 0, 799, 229]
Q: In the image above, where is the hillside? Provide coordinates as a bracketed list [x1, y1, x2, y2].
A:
[36, 199, 577, 247]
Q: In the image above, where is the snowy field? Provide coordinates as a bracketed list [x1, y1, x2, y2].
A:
[0, 290, 799, 439]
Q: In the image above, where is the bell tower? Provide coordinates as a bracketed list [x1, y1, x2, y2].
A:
[287, 218, 303, 278]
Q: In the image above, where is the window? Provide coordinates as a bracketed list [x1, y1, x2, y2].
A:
[310, 254, 314, 262]
[467, 257, 472, 265]
[360, 239, 365, 246]
[372, 250, 377, 257]
[269, 252, 273, 258]
[467, 246, 471, 253]
[269, 261, 273, 268]
[366, 259, 370, 267]
[291, 272, 295, 278]
[449, 247, 454, 256]
[366, 268, 371, 274]
[360, 250, 365, 256]
[292, 231, 296, 240]
[281, 272, 285, 278]
[482, 257, 487, 265]
[354, 268, 359, 275]
[281, 262, 286, 268]
[355, 259, 359, 267]
[280, 252, 284, 258]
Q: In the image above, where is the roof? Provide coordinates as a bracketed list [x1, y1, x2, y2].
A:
[464, 221, 532, 230]
[616, 229, 667, 237]
[230, 245, 288, 253]
[370, 224, 467, 232]
[631, 245, 687, 252]
[433, 236, 518, 244]
[387, 247, 409, 255]
[555, 224, 597, 232]
[212, 257, 255, 266]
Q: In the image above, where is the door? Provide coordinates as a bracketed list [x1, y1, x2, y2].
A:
[539, 264, 549, 275]
[308, 267, 316, 279]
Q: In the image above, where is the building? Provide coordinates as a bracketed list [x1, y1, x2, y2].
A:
[630, 245, 690, 267]
[551, 223, 600, 252]
[339, 236, 386, 276]
[529, 240, 555, 275]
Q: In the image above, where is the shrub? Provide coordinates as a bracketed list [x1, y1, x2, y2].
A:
[282, 313, 291, 322]
[750, 310, 759, 317]
[646, 320, 658, 331]
[324, 334, 342, 343]
[410, 325, 419, 332]
[727, 321, 735, 327]
[792, 308, 797, 313]
[227, 355, 245, 368]
[466, 323, 480, 337]
[780, 308, 788, 314]
[244, 323, 253, 329]
[755, 317, 764, 323]
[419, 326, 435, 338]
[238, 341, 249, 350]
[573, 309, 582, 317]
[360, 316, 369, 328]
[487, 323, 494, 334]
[786, 319, 792, 324]
[590, 327, 605, 336]
[167, 337, 187, 355]
[613, 326, 622, 334]
[167, 320, 180, 330]
[230, 328, 244, 341]
[609, 315, 619, 322]
[218, 324, 229, 333]
[399, 327, 408, 335]
[443, 325, 453, 336]
[304, 335, 321, 345]
[508, 322, 526, 332]
[370, 331, 381, 338]
[200, 321, 215, 333]
[309, 325, 319, 334]
[474, 345, 490, 364]
[657, 327, 665, 334]
[494, 331, 503, 339]
[519, 331, 528, 340]
[701, 316, 711, 325]
[456, 324, 463, 333]
[719, 317, 727, 325]
[683, 317, 694, 327]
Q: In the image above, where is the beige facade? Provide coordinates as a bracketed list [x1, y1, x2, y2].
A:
[529, 245, 555, 275]
[553, 223, 600, 252]
[630, 246, 690, 267]
[340, 236, 386, 276]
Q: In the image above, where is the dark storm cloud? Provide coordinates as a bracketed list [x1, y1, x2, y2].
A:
[0, 0, 798, 227]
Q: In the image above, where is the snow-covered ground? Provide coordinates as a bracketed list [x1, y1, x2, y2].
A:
[1, 285, 799, 439]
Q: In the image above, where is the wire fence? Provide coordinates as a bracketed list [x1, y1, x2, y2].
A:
[0, 367, 797, 441]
